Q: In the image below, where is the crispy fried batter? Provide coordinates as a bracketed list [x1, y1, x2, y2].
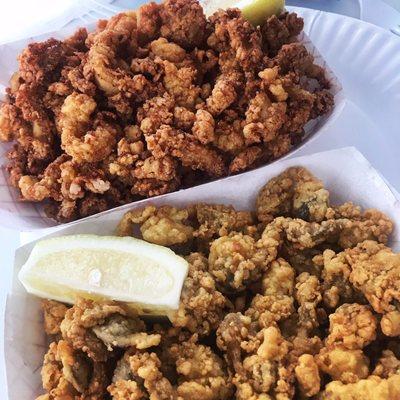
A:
[321, 375, 400, 400]
[42, 300, 69, 335]
[60, 298, 159, 361]
[171, 252, 230, 335]
[1, 3, 334, 222]
[326, 303, 377, 350]
[316, 346, 370, 384]
[346, 240, 400, 337]
[168, 339, 233, 400]
[256, 166, 329, 223]
[208, 232, 274, 292]
[116, 205, 193, 246]
[41, 340, 107, 399]
[295, 354, 320, 397]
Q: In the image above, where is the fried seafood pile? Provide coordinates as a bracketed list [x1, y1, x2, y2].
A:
[0, 0, 334, 222]
[36, 167, 400, 399]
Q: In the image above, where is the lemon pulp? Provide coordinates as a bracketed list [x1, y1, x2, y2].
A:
[18, 234, 188, 313]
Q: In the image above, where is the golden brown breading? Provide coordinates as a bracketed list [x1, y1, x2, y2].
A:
[60, 298, 160, 361]
[41, 340, 107, 399]
[162, 60, 201, 109]
[42, 300, 69, 336]
[194, 203, 255, 241]
[138, 93, 175, 136]
[171, 252, 230, 335]
[317, 249, 357, 309]
[87, 12, 138, 97]
[146, 125, 227, 177]
[137, 2, 161, 45]
[160, 0, 207, 49]
[229, 146, 263, 174]
[261, 12, 304, 55]
[316, 346, 370, 384]
[128, 352, 176, 399]
[256, 166, 329, 223]
[168, 339, 233, 400]
[295, 354, 320, 397]
[234, 327, 294, 400]
[207, 8, 263, 72]
[59, 92, 119, 163]
[206, 72, 242, 116]
[346, 240, 400, 337]
[18, 38, 65, 85]
[192, 109, 215, 144]
[295, 272, 322, 333]
[208, 232, 275, 292]
[245, 292, 294, 329]
[117, 205, 194, 246]
[321, 375, 400, 400]
[326, 303, 377, 350]
[327, 204, 393, 248]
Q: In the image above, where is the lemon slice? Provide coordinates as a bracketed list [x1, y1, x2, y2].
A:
[202, 0, 285, 25]
[18, 234, 188, 314]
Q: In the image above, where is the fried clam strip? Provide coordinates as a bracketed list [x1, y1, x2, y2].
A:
[314, 249, 360, 309]
[193, 203, 255, 242]
[109, 340, 231, 400]
[243, 70, 288, 146]
[321, 375, 400, 400]
[218, 322, 295, 400]
[42, 300, 69, 336]
[166, 339, 233, 400]
[38, 340, 107, 400]
[208, 231, 277, 293]
[256, 166, 329, 223]
[171, 252, 231, 335]
[116, 205, 194, 246]
[18, 153, 111, 211]
[59, 92, 119, 163]
[313, 303, 376, 387]
[346, 240, 400, 337]
[60, 298, 161, 362]
[87, 12, 139, 97]
[146, 124, 227, 177]
[261, 12, 304, 55]
[117, 203, 256, 251]
[245, 258, 295, 329]
[160, 0, 207, 49]
[109, 351, 175, 400]
[326, 203, 393, 249]
[207, 8, 263, 73]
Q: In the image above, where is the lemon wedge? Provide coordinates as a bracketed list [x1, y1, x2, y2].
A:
[202, 0, 284, 25]
[18, 234, 188, 314]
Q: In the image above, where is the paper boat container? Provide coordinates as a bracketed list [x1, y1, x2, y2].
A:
[0, 10, 345, 230]
[4, 146, 400, 399]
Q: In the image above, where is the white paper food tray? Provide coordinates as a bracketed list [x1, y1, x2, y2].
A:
[0, 16, 345, 230]
[4, 146, 400, 399]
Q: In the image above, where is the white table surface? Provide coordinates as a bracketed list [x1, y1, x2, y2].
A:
[1, 0, 400, 397]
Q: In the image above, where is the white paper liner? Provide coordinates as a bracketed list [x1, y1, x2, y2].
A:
[4, 146, 400, 399]
[0, 12, 345, 230]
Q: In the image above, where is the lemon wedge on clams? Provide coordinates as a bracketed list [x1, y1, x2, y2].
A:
[18, 234, 188, 315]
[203, 0, 285, 25]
